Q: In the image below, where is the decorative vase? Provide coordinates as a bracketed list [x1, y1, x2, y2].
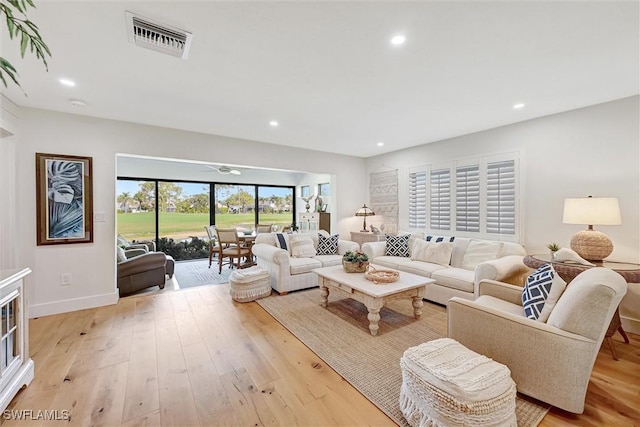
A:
[342, 260, 369, 273]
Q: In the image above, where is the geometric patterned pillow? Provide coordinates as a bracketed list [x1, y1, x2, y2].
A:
[522, 263, 567, 322]
[317, 233, 339, 255]
[385, 234, 411, 257]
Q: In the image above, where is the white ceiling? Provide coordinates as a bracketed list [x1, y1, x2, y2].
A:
[1, 1, 638, 158]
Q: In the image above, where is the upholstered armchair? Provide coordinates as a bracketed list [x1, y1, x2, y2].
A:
[117, 247, 170, 296]
[117, 234, 156, 252]
[447, 267, 627, 414]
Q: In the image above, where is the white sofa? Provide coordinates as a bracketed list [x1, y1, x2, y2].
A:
[361, 236, 528, 305]
[252, 231, 359, 295]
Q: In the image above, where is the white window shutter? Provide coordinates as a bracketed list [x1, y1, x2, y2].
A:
[455, 165, 480, 232]
[486, 160, 516, 235]
[408, 171, 427, 229]
[430, 168, 451, 230]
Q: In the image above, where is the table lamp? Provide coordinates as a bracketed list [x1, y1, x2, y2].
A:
[563, 196, 621, 261]
[355, 204, 375, 232]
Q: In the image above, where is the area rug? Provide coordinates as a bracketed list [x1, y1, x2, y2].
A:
[173, 259, 233, 288]
[256, 288, 549, 427]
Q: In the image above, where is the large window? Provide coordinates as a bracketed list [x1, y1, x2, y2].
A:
[406, 152, 519, 240]
[117, 178, 295, 259]
[258, 186, 293, 229]
[116, 179, 156, 241]
[158, 181, 210, 242]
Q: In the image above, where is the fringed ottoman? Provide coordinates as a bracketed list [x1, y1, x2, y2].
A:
[229, 266, 271, 302]
[399, 338, 516, 427]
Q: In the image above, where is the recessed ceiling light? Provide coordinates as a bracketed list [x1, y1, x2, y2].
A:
[390, 35, 406, 45]
[513, 103, 525, 110]
[269, 120, 279, 127]
[59, 78, 76, 87]
[377, 142, 384, 147]
[69, 99, 87, 107]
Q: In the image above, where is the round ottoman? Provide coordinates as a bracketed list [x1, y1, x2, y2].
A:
[399, 338, 517, 427]
[229, 266, 271, 302]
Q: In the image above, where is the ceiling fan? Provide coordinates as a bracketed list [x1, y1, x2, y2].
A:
[203, 165, 242, 175]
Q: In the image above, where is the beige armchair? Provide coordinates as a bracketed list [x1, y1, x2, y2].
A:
[447, 267, 627, 414]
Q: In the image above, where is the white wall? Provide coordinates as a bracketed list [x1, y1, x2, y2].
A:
[11, 97, 640, 334]
[15, 108, 366, 317]
[365, 96, 640, 333]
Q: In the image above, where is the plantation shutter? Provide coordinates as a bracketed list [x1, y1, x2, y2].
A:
[455, 165, 480, 232]
[408, 171, 427, 229]
[486, 160, 516, 234]
[430, 168, 451, 230]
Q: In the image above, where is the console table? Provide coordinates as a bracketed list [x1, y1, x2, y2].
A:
[350, 231, 386, 247]
[524, 254, 639, 360]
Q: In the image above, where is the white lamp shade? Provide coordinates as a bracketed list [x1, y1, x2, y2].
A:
[563, 197, 621, 226]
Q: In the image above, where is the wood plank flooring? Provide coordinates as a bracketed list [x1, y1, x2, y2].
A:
[4, 284, 640, 426]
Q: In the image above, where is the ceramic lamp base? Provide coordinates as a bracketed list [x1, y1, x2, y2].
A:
[570, 229, 613, 261]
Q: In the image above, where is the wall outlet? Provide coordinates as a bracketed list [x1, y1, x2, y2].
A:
[94, 212, 106, 222]
[60, 273, 72, 286]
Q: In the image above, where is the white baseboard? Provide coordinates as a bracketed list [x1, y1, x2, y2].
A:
[621, 314, 640, 336]
[28, 291, 118, 318]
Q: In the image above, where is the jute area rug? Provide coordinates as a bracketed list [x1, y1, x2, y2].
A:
[257, 288, 549, 427]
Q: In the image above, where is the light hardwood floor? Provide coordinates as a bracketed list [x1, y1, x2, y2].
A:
[4, 284, 640, 426]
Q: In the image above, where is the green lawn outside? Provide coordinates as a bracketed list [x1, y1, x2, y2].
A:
[117, 212, 294, 241]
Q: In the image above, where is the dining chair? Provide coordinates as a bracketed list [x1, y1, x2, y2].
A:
[255, 224, 273, 234]
[204, 225, 219, 268]
[215, 228, 252, 274]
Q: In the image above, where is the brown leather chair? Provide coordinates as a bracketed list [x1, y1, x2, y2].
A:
[117, 247, 172, 296]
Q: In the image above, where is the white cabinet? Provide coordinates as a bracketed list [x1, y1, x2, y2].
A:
[298, 212, 330, 233]
[0, 268, 34, 411]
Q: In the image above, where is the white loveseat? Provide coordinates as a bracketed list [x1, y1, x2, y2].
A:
[361, 236, 528, 305]
[252, 231, 359, 295]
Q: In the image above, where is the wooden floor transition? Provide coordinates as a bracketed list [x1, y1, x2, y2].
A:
[4, 284, 640, 426]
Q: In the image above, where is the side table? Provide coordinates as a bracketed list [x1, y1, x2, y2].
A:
[524, 254, 638, 360]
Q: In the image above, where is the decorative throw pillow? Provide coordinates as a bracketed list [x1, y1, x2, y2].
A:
[522, 263, 567, 322]
[411, 240, 454, 266]
[460, 240, 504, 270]
[385, 234, 411, 257]
[289, 234, 317, 258]
[426, 235, 455, 243]
[117, 246, 127, 262]
[317, 233, 339, 255]
[274, 233, 289, 252]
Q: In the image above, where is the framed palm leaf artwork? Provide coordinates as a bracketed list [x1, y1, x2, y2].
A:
[36, 153, 93, 245]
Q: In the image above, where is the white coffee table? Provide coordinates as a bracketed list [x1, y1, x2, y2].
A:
[313, 265, 435, 336]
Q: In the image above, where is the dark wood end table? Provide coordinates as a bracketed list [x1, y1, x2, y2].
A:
[523, 254, 638, 360]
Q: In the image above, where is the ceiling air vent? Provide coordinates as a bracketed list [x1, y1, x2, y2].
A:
[125, 11, 193, 59]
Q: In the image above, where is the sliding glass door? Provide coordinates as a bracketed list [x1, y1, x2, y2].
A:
[117, 178, 295, 260]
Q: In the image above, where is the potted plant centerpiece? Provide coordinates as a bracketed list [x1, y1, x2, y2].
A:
[342, 250, 369, 273]
[547, 242, 560, 259]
